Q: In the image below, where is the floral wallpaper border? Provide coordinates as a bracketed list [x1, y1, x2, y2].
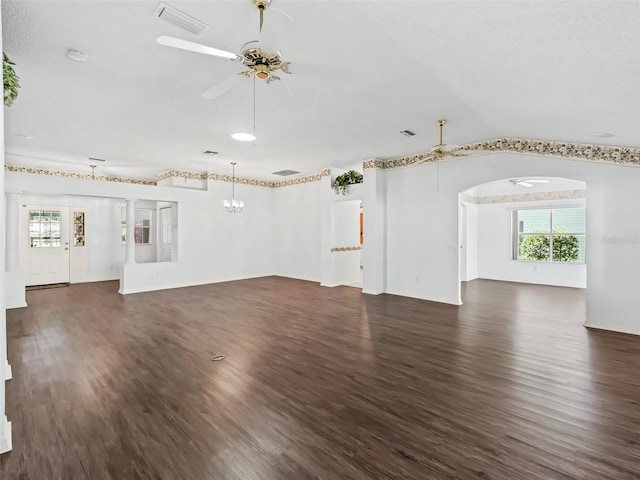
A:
[6, 165, 331, 189]
[5, 164, 156, 185]
[461, 189, 586, 205]
[364, 138, 640, 170]
[331, 245, 362, 252]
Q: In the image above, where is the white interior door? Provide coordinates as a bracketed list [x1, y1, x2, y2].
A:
[20, 205, 70, 286]
[158, 206, 173, 262]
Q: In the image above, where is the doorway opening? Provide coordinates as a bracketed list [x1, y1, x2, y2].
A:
[458, 176, 587, 303]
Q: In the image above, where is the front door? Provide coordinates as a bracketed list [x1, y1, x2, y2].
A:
[20, 205, 71, 286]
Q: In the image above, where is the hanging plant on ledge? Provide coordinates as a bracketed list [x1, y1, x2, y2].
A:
[3, 53, 20, 107]
[333, 170, 363, 195]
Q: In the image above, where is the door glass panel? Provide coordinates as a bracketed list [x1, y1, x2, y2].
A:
[29, 210, 62, 248]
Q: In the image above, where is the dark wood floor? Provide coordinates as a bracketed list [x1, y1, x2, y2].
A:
[1, 277, 639, 479]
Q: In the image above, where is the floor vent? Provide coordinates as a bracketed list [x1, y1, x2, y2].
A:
[154, 3, 208, 36]
[272, 169, 301, 176]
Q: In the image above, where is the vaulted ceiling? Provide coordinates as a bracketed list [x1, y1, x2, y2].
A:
[3, 1, 639, 180]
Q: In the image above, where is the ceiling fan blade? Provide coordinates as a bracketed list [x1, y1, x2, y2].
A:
[518, 181, 534, 188]
[201, 74, 245, 100]
[156, 35, 241, 61]
[528, 179, 550, 183]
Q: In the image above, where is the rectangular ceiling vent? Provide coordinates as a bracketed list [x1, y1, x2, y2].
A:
[202, 151, 219, 155]
[272, 169, 301, 176]
[154, 3, 209, 36]
[400, 130, 416, 137]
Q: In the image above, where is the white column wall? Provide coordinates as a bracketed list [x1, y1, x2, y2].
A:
[0, 0, 12, 455]
[124, 199, 136, 265]
[5, 192, 25, 309]
[362, 166, 386, 295]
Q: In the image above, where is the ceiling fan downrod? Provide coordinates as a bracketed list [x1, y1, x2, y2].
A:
[253, 0, 271, 32]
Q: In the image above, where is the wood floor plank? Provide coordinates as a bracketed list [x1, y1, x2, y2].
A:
[1, 277, 639, 479]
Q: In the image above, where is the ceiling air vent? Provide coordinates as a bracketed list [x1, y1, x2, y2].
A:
[400, 130, 416, 137]
[272, 169, 301, 176]
[154, 3, 209, 35]
[202, 151, 219, 155]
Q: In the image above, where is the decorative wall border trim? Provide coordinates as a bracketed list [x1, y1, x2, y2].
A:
[461, 189, 586, 205]
[460, 138, 640, 166]
[5, 165, 156, 185]
[363, 159, 386, 170]
[157, 169, 207, 182]
[6, 164, 329, 189]
[371, 138, 640, 170]
[331, 245, 362, 252]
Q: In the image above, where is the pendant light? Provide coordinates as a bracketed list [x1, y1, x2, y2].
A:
[223, 162, 244, 213]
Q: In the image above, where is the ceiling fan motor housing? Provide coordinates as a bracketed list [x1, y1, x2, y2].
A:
[254, 0, 271, 10]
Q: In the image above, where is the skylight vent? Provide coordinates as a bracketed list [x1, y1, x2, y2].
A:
[154, 3, 209, 35]
[272, 169, 301, 176]
[400, 130, 416, 137]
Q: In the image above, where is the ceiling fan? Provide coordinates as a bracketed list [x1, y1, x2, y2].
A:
[157, 0, 287, 100]
[509, 178, 551, 188]
[416, 119, 469, 164]
[156, 0, 350, 101]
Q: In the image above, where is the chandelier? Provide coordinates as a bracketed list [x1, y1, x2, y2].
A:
[223, 162, 244, 213]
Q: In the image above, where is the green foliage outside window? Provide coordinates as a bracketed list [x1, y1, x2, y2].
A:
[518, 229, 580, 262]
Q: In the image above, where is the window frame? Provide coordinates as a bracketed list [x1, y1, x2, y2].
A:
[512, 206, 586, 264]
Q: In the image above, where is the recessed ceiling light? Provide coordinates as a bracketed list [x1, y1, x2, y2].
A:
[231, 132, 256, 142]
[595, 132, 615, 138]
[66, 49, 88, 62]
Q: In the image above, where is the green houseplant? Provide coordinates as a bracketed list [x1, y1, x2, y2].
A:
[3, 53, 20, 107]
[333, 170, 363, 195]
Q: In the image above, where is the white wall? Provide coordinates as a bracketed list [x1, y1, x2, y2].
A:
[383, 153, 640, 334]
[0, 1, 11, 455]
[6, 172, 275, 294]
[461, 201, 479, 281]
[476, 197, 586, 288]
[272, 181, 323, 282]
[17, 194, 124, 283]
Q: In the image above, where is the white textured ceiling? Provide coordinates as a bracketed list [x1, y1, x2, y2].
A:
[3, 1, 640, 180]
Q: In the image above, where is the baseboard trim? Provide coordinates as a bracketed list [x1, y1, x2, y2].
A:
[5, 362, 12, 381]
[118, 274, 272, 295]
[385, 290, 462, 306]
[6, 302, 27, 310]
[0, 417, 12, 455]
[71, 276, 119, 284]
[362, 289, 384, 295]
[584, 323, 640, 336]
